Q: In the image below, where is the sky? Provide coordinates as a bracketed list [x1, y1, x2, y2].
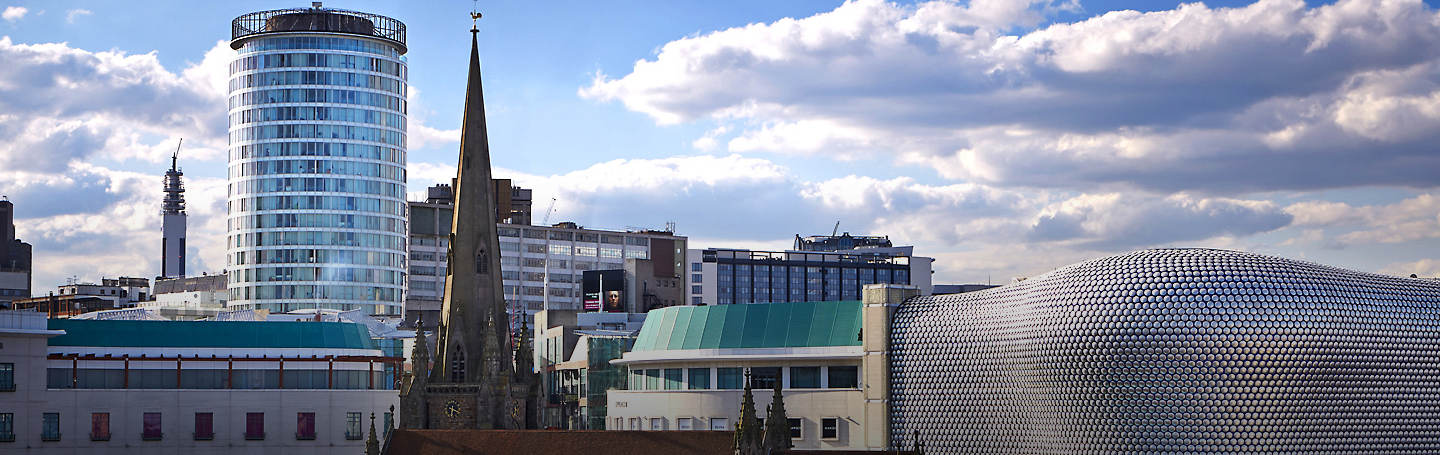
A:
[2, 0, 1439, 293]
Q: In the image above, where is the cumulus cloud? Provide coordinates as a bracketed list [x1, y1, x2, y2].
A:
[1380, 259, 1440, 278]
[1028, 193, 1292, 249]
[2, 6, 26, 22]
[1284, 192, 1440, 245]
[584, 0, 1440, 192]
[66, 8, 90, 23]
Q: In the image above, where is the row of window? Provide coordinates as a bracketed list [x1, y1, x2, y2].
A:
[230, 52, 405, 78]
[232, 248, 405, 267]
[496, 228, 649, 245]
[230, 124, 406, 148]
[230, 142, 404, 164]
[618, 416, 841, 439]
[46, 369, 389, 390]
[629, 366, 859, 391]
[230, 230, 406, 249]
[229, 88, 406, 113]
[229, 70, 406, 95]
[0, 411, 388, 443]
[228, 213, 405, 232]
[232, 266, 405, 285]
[229, 159, 406, 181]
[235, 284, 402, 302]
[230, 194, 405, 215]
[230, 177, 406, 198]
[232, 106, 406, 130]
[238, 37, 402, 59]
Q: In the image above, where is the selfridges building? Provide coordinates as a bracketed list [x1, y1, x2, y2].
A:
[890, 249, 1440, 454]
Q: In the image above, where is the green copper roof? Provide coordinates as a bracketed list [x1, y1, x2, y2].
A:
[47, 319, 376, 350]
[632, 301, 862, 351]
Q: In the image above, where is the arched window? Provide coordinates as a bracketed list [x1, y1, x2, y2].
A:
[450, 347, 466, 382]
[476, 251, 488, 275]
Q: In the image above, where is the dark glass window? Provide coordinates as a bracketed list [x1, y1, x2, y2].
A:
[142, 413, 162, 440]
[645, 369, 660, 390]
[687, 368, 710, 390]
[663, 369, 683, 390]
[245, 413, 265, 440]
[790, 367, 821, 388]
[194, 413, 214, 440]
[41, 413, 60, 441]
[0, 363, 13, 391]
[789, 418, 802, 439]
[821, 417, 838, 439]
[90, 413, 110, 441]
[751, 367, 779, 389]
[717, 368, 743, 390]
[828, 366, 858, 388]
[296, 413, 315, 440]
[0, 413, 13, 442]
[346, 413, 363, 440]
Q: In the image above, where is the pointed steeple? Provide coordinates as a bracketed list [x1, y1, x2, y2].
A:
[734, 370, 764, 455]
[764, 369, 792, 451]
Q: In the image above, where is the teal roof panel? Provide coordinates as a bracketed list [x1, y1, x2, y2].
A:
[633, 301, 861, 351]
[47, 319, 377, 350]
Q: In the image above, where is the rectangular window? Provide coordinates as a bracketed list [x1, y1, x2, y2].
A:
[346, 412, 363, 440]
[692, 262, 703, 272]
[691, 297, 703, 305]
[549, 231, 573, 241]
[548, 244, 572, 255]
[0, 413, 12, 442]
[0, 363, 13, 391]
[600, 248, 622, 258]
[687, 368, 710, 389]
[821, 417, 839, 440]
[41, 413, 60, 441]
[692, 285, 703, 294]
[194, 413, 214, 440]
[691, 274, 702, 283]
[628, 418, 638, 430]
[790, 367, 821, 388]
[383, 412, 392, 440]
[751, 367, 779, 389]
[677, 417, 692, 430]
[526, 243, 547, 253]
[600, 234, 624, 244]
[523, 229, 546, 239]
[788, 418, 802, 439]
[828, 366, 859, 388]
[143, 413, 162, 440]
[295, 413, 315, 440]
[245, 413, 265, 440]
[663, 369, 683, 390]
[716, 368, 743, 390]
[574, 246, 597, 256]
[91, 413, 110, 441]
[631, 369, 644, 390]
[711, 417, 729, 431]
[644, 369, 660, 390]
[650, 418, 664, 430]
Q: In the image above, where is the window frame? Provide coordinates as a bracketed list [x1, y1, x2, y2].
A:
[345, 412, 364, 440]
[90, 413, 110, 441]
[827, 366, 859, 389]
[0, 413, 13, 442]
[0, 363, 13, 392]
[710, 417, 729, 430]
[790, 366, 821, 389]
[687, 368, 710, 390]
[41, 413, 61, 441]
[676, 417, 693, 430]
[788, 417, 802, 440]
[193, 413, 214, 441]
[142, 412, 163, 441]
[244, 412, 266, 440]
[296, 412, 316, 440]
[821, 417, 839, 440]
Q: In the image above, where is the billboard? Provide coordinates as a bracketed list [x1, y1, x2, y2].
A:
[581, 269, 625, 312]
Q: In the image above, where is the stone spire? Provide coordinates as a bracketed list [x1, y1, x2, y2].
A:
[433, 20, 510, 385]
[365, 413, 380, 455]
[734, 371, 764, 455]
[412, 313, 430, 383]
[763, 369, 792, 451]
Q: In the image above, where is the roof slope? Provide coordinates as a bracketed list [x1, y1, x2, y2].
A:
[385, 430, 733, 455]
[632, 301, 862, 351]
[48, 319, 375, 350]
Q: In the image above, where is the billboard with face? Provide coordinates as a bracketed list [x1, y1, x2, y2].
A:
[582, 269, 625, 312]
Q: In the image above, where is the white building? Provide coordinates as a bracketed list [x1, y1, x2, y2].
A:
[225, 5, 410, 316]
[144, 275, 229, 320]
[0, 310, 399, 453]
[56, 278, 151, 307]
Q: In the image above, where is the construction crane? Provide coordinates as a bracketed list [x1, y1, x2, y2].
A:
[541, 198, 557, 225]
[832, 221, 841, 236]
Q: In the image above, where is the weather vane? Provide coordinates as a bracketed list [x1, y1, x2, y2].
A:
[471, 0, 481, 29]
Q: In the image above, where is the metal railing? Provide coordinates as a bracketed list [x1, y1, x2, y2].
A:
[232, 7, 405, 48]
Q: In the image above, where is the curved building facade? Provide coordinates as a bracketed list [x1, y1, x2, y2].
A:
[890, 248, 1440, 454]
[226, 6, 408, 315]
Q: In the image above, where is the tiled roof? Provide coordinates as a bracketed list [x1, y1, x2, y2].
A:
[47, 319, 376, 350]
[632, 301, 862, 351]
[384, 430, 734, 455]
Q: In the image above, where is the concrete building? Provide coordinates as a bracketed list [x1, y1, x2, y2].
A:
[225, 4, 410, 316]
[0, 310, 400, 453]
[687, 241, 931, 306]
[161, 151, 187, 279]
[533, 309, 646, 430]
[405, 182, 533, 331]
[0, 199, 32, 307]
[144, 275, 229, 320]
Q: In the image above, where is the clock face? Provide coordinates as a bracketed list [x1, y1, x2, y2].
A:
[444, 399, 462, 418]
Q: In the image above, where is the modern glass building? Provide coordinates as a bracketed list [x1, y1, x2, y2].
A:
[225, 6, 408, 315]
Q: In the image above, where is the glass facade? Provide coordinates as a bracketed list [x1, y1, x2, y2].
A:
[227, 14, 408, 316]
[705, 249, 909, 305]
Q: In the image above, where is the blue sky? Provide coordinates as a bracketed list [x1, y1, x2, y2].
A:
[2, 0, 1439, 292]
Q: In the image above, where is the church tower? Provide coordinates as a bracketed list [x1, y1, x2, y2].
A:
[402, 16, 535, 431]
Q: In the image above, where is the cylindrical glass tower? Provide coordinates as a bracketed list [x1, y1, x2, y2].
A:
[226, 6, 408, 315]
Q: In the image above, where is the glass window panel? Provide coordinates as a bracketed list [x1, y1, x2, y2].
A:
[790, 367, 821, 388]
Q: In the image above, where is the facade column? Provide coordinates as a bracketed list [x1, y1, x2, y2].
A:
[861, 283, 918, 451]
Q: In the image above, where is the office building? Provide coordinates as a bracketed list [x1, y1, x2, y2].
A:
[0, 199, 32, 307]
[0, 310, 400, 453]
[688, 238, 931, 305]
[887, 249, 1440, 454]
[144, 275, 229, 320]
[225, 4, 410, 316]
[533, 309, 645, 430]
[161, 151, 187, 279]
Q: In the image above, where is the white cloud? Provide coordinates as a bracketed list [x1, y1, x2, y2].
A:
[1379, 259, 1440, 278]
[65, 8, 90, 23]
[584, 0, 1440, 193]
[1284, 193, 1440, 245]
[2, 6, 26, 22]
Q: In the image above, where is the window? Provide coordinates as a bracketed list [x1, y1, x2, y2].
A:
[41, 413, 60, 441]
[751, 367, 779, 389]
[245, 413, 265, 440]
[821, 417, 839, 440]
[677, 417, 692, 430]
[143, 413, 162, 440]
[687, 368, 710, 389]
[0, 413, 12, 442]
[789, 418, 802, 439]
[649, 418, 664, 430]
[526, 244, 547, 253]
[711, 417, 729, 430]
[346, 413, 363, 440]
[383, 412, 392, 440]
[194, 413, 214, 440]
[296, 413, 315, 440]
[628, 418, 638, 430]
[644, 369, 660, 390]
[692, 263, 703, 272]
[0, 363, 12, 391]
[828, 366, 858, 388]
[631, 369, 644, 390]
[692, 285, 703, 294]
[790, 367, 821, 388]
[717, 368, 743, 389]
[548, 244, 571, 255]
[663, 369, 683, 390]
[691, 274, 702, 283]
[91, 413, 110, 441]
[692, 297, 703, 305]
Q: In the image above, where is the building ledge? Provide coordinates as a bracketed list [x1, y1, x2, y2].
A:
[613, 346, 862, 365]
